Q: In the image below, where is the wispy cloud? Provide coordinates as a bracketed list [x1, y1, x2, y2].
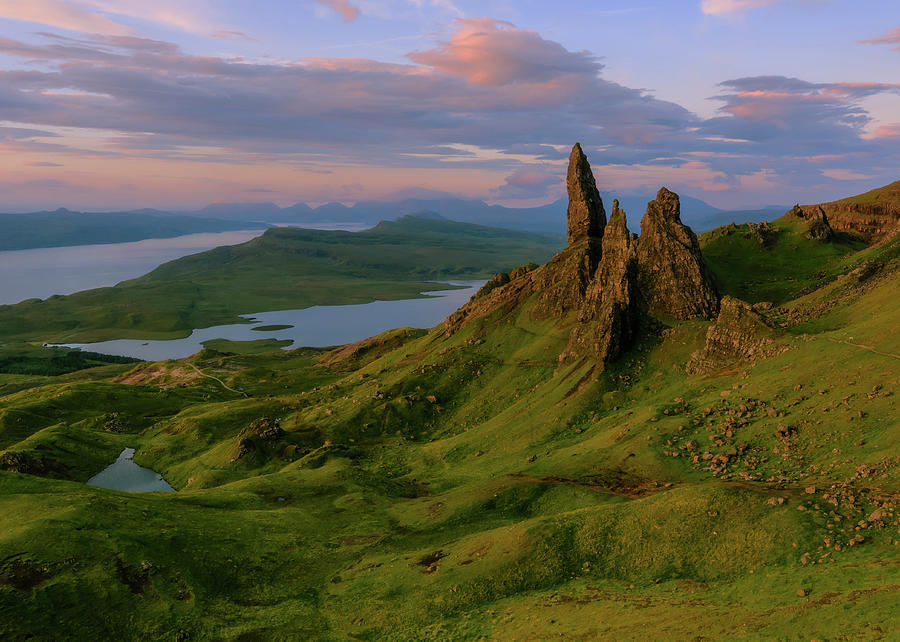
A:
[859, 26, 900, 50]
[701, 0, 781, 15]
[316, 0, 361, 23]
[0, 0, 228, 37]
[0, 0, 134, 36]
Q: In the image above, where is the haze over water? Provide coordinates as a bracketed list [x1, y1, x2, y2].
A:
[0, 224, 370, 306]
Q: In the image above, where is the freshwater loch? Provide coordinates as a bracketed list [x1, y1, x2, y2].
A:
[58, 281, 485, 361]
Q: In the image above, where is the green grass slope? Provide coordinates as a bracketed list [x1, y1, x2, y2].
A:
[0, 216, 562, 343]
[0, 226, 897, 640]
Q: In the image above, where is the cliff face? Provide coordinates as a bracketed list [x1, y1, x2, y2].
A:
[805, 180, 900, 242]
[446, 143, 721, 369]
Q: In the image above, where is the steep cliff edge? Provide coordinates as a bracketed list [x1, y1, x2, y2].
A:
[805, 180, 900, 242]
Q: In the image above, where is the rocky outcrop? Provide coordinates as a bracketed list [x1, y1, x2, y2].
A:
[445, 149, 721, 371]
[566, 143, 606, 246]
[787, 204, 837, 242]
[747, 221, 779, 247]
[808, 180, 900, 242]
[686, 296, 784, 375]
[805, 207, 836, 241]
[635, 188, 720, 320]
[788, 204, 805, 219]
[230, 417, 286, 462]
[563, 200, 637, 363]
[445, 145, 607, 331]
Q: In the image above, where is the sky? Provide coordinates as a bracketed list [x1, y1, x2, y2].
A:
[0, 0, 898, 212]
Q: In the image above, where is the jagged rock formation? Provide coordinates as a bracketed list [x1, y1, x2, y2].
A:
[686, 296, 784, 375]
[635, 188, 720, 320]
[446, 145, 721, 370]
[788, 204, 836, 241]
[563, 200, 636, 363]
[806, 206, 836, 241]
[566, 143, 606, 246]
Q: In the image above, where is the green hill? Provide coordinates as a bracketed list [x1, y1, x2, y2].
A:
[804, 179, 900, 242]
[0, 216, 563, 343]
[0, 209, 269, 251]
[0, 155, 896, 640]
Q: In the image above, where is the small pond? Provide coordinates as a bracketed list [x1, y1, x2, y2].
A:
[86, 448, 175, 493]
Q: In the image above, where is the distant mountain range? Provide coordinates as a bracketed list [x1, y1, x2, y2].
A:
[182, 193, 787, 236]
[0, 209, 270, 252]
[0, 194, 788, 252]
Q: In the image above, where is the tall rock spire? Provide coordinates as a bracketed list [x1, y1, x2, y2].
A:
[562, 199, 638, 365]
[635, 187, 720, 320]
[566, 143, 606, 245]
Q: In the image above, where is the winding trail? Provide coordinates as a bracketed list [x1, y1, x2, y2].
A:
[826, 338, 900, 361]
[187, 363, 249, 397]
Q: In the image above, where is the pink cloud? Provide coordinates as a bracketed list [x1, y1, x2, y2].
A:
[821, 169, 876, 180]
[408, 18, 599, 85]
[859, 26, 900, 50]
[869, 124, 900, 138]
[0, 0, 134, 36]
[701, 0, 781, 15]
[316, 0, 360, 23]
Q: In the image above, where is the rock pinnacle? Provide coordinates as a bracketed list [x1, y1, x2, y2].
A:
[566, 143, 606, 245]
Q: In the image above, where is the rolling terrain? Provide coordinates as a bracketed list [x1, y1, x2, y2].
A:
[0, 216, 562, 343]
[0, 150, 897, 640]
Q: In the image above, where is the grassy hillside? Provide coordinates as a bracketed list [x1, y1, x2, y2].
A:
[0, 216, 562, 343]
[805, 180, 900, 242]
[0, 210, 269, 251]
[819, 179, 900, 207]
[0, 216, 896, 638]
[700, 217, 866, 303]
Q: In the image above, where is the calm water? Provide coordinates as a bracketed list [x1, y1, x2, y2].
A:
[86, 448, 175, 493]
[57, 281, 484, 361]
[0, 223, 370, 305]
[0, 230, 265, 305]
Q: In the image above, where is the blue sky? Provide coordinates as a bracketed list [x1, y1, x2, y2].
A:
[0, 0, 897, 211]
